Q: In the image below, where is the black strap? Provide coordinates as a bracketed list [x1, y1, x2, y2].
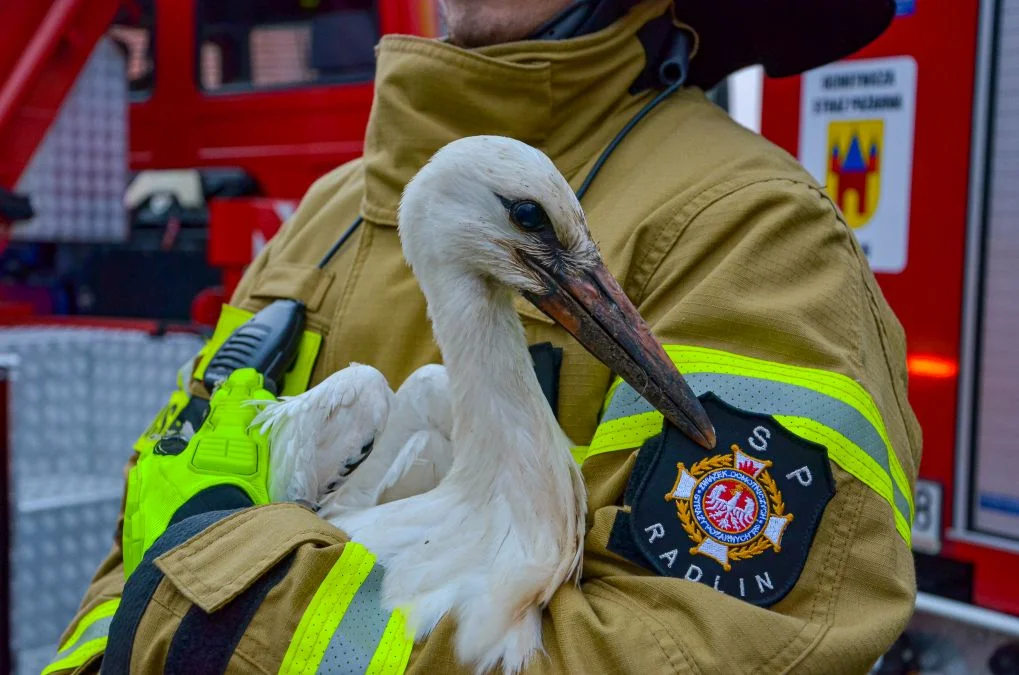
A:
[103, 508, 242, 674]
[607, 431, 663, 572]
[169, 485, 254, 527]
[529, 342, 563, 418]
[164, 553, 294, 675]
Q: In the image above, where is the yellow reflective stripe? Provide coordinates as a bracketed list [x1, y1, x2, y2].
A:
[280, 543, 376, 675]
[279, 542, 413, 675]
[774, 415, 911, 545]
[42, 599, 119, 675]
[888, 448, 913, 521]
[663, 345, 914, 519]
[587, 411, 663, 457]
[570, 445, 589, 465]
[58, 599, 119, 651]
[587, 344, 913, 543]
[364, 609, 413, 675]
[41, 638, 107, 675]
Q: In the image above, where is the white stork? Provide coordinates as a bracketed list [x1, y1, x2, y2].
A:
[254, 362, 453, 508]
[259, 135, 715, 674]
[252, 364, 394, 505]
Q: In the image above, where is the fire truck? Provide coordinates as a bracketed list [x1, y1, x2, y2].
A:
[2, 0, 1019, 673]
[760, 1, 1019, 671]
[0, 2, 440, 672]
[0, 0, 439, 323]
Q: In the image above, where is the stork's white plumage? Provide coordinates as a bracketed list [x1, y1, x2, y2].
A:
[320, 135, 713, 674]
[252, 364, 393, 503]
[324, 137, 589, 674]
[263, 135, 716, 674]
[320, 364, 453, 509]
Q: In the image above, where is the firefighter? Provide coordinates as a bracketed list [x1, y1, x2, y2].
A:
[46, 0, 920, 673]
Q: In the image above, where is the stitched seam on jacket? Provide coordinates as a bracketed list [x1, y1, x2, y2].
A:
[230, 160, 361, 310]
[779, 481, 865, 674]
[276, 162, 363, 253]
[155, 506, 340, 603]
[805, 185, 866, 375]
[378, 37, 551, 80]
[153, 506, 264, 597]
[131, 581, 187, 673]
[633, 177, 819, 306]
[162, 527, 340, 610]
[769, 478, 865, 674]
[585, 581, 697, 675]
[325, 222, 375, 377]
[149, 593, 189, 621]
[758, 479, 852, 674]
[810, 182, 915, 480]
[862, 258, 919, 473]
[229, 645, 275, 675]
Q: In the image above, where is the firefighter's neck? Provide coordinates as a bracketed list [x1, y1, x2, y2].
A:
[358, 0, 672, 227]
[440, 0, 573, 48]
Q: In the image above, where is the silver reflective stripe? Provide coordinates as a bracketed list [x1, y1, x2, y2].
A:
[604, 373, 912, 521]
[315, 564, 390, 675]
[52, 615, 113, 661]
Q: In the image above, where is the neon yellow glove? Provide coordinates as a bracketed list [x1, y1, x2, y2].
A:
[123, 368, 275, 577]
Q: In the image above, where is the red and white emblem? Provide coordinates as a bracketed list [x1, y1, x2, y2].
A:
[666, 444, 794, 571]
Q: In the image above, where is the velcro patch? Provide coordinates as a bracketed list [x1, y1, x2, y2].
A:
[608, 393, 835, 607]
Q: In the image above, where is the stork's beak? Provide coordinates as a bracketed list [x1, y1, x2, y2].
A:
[522, 258, 716, 450]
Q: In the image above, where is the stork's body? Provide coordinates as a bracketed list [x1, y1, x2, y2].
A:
[255, 365, 393, 504]
[324, 270, 586, 674]
[265, 135, 715, 674]
[322, 364, 454, 509]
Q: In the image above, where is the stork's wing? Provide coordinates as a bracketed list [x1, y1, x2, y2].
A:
[320, 364, 453, 511]
[252, 363, 393, 503]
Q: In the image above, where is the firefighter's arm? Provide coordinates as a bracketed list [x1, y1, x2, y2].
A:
[510, 178, 919, 674]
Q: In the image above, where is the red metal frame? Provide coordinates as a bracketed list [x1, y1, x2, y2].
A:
[125, 0, 439, 317]
[0, 0, 437, 321]
[0, 0, 122, 202]
[129, 0, 437, 199]
[760, 2, 1019, 614]
[206, 198, 296, 297]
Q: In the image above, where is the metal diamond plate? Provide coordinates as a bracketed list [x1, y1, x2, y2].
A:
[3, 327, 204, 656]
[13, 37, 128, 242]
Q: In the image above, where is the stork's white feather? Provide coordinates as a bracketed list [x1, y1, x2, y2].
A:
[326, 136, 589, 674]
[320, 364, 453, 510]
[253, 364, 393, 503]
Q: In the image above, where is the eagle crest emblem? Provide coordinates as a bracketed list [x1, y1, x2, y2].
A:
[667, 444, 792, 571]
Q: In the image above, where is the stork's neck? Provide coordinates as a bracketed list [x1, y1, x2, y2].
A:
[422, 270, 567, 488]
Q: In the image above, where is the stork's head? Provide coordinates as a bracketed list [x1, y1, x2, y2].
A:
[400, 136, 716, 449]
[400, 135, 597, 295]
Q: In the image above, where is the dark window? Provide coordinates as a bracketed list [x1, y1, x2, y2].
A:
[196, 0, 378, 93]
[109, 0, 156, 97]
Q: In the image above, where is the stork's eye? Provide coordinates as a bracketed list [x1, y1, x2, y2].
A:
[508, 200, 552, 232]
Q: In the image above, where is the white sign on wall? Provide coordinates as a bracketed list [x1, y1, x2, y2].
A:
[799, 56, 918, 274]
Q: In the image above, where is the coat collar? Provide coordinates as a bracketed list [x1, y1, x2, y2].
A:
[360, 0, 671, 226]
